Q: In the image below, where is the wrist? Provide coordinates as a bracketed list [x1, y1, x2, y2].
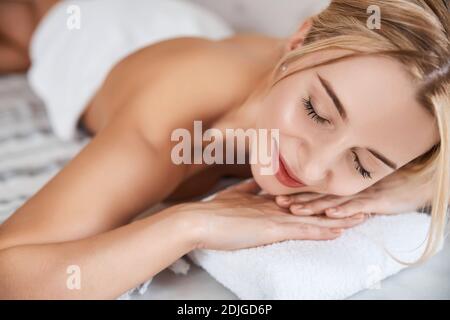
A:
[164, 202, 206, 251]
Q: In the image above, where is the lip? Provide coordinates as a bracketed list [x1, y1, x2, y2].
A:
[275, 154, 306, 188]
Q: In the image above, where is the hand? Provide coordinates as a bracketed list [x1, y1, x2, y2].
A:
[178, 179, 367, 251]
[275, 171, 432, 219]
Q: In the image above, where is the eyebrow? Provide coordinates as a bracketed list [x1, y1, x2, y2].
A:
[367, 148, 398, 170]
[317, 73, 398, 171]
[317, 74, 348, 123]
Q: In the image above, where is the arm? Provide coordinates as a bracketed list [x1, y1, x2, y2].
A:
[0, 104, 191, 298]
[0, 205, 197, 299]
[0, 106, 187, 251]
[0, 179, 367, 299]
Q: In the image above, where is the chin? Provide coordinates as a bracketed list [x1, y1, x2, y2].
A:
[250, 163, 286, 196]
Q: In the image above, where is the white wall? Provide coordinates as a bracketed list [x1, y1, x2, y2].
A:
[186, 0, 330, 36]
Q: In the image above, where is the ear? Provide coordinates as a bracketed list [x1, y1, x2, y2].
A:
[285, 18, 313, 52]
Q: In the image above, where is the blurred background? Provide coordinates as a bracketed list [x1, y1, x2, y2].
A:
[187, 0, 330, 36]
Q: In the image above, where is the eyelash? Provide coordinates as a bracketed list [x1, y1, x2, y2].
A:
[352, 151, 373, 179]
[302, 97, 372, 180]
[302, 97, 331, 125]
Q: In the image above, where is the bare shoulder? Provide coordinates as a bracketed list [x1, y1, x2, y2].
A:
[122, 36, 258, 85]
[89, 36, 262, 143]
[86, 37, 256, 132]
[123, 36, 260, 109]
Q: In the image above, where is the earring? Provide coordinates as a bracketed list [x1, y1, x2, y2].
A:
[280, 63, 288, 72]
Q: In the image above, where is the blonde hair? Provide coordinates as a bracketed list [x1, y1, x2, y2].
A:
[269, 0, 449, 264]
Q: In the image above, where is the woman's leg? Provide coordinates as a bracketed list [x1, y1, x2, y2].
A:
[0, 0, 59, 73]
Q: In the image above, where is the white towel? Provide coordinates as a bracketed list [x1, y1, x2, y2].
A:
[186, 191, 436, 299]
[188, 212, 432, 299]
[121, 189, 436, 300]
[28, 0, 234, 141]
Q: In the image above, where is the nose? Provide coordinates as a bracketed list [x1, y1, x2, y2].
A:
[296, 139, 341, 183]
[298, 156, 328, 183]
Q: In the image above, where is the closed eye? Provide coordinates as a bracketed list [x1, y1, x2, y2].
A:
[302, 97, 372, 180]
[302, 97, 331, 125]
[352, 151, 372, 179]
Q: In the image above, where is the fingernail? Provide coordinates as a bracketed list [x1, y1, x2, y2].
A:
[327, 207, 345, 217]
[327, 207, 337, 214]
[333, 211, 347, 217]
[292, 206, 313, 215]
[352, 213, 364, 220]
[278, 196, 291, 204]
[331, 228, 344, 234]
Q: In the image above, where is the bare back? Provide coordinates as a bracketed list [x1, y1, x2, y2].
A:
[81, 35, 281, 199]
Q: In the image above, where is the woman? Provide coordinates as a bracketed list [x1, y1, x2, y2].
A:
[0, 0, 448, 299]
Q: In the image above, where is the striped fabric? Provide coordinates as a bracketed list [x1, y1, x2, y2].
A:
[0, 75, 89, 223]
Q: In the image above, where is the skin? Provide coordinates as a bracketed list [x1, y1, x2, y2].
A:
[261, 51, 439, 217]
[251, 51, 439, 194]
[0, 1, 439, 298]
[0, 0, 57, 73]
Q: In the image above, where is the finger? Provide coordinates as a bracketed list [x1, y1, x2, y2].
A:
[325, 199, 372, 218]
[275, 195, 292, 208]
[277, 223, 344, 241]
[224, 178, 261, 195]
[259, 193, 277, 201]
[290, 192, 329, 203]
[289, 195, 351, 216]
[275, 193, 327, 208]
[257, 189, 276, 201]
[290, 213, 368, 228]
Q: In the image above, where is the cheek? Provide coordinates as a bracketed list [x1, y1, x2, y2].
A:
[250, 162, 282, 195]
[324, 153, 375, 196]
[258, 90, 300, 132]
[327, 171, 376, 196]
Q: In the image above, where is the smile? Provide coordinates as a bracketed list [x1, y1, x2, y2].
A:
[275, 154, 306, 188]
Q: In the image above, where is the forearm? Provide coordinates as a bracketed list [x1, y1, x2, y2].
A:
[0, 205, 197, 299]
